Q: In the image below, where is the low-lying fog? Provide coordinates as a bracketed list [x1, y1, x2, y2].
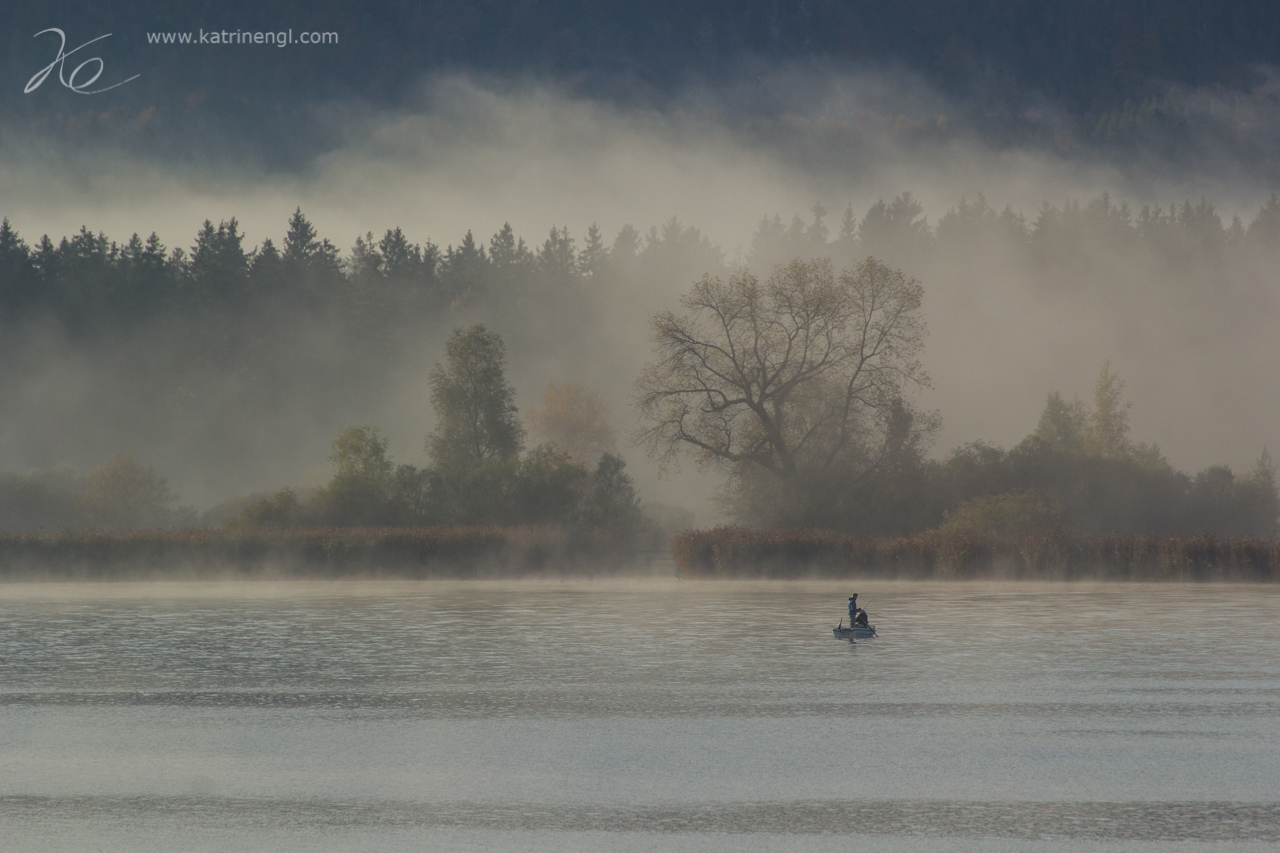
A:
[2, 69, 1278, 517]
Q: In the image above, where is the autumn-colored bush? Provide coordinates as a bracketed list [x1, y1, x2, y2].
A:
[671, 526, 1280, 581]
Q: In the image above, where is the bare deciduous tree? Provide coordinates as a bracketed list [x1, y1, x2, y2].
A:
[635, 257, 937, 500]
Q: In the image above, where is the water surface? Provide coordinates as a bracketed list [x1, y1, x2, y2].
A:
[1, 579, 1277, 851]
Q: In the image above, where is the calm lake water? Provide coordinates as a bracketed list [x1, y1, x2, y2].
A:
[1, 578, 1278, 852]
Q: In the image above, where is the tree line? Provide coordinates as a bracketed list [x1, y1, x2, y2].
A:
[0, 323, 658, 544]
[3, 191, 1279, 538]
[636, 260, 1278, 538]
[4, 191, 1280, 345]
[0, 210, 721, 349]
[746, 192, 1280, 274]
[232, 325, 648, 543]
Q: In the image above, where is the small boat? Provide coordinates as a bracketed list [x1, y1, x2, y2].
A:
[833, 622, 877, 639]
[837, 595, 876, 638]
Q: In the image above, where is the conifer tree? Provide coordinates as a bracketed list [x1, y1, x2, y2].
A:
[0, 218, 35, 312]
[837, 205, 857, 244]
[1247, 194, 1280, 247]
[441, 230, 489, 305]
[536, 225, 577, 281]
[248, 238, 284, 293]
[1032, 392, 1088, 455]
[189, 218, 249, 310]
[579, 223, 608, 278]
[281, 207, 342, 293]
[379, 227, 424, 279]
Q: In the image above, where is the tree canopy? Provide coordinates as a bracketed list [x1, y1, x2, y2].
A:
[637, 257, 937, 521]
[75, 453, 184, 530]
[427, 325, 525, 468]
[526, 381, 617, 465]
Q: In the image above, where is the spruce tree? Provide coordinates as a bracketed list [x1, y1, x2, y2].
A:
[578, 223, 608, 278]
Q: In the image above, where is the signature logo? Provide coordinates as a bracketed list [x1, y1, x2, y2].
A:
[25, 28, 139, 94]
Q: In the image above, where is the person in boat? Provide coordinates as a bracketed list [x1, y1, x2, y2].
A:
[847, 594, 869, 628]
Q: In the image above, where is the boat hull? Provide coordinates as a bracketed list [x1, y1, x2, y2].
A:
[834, 625, 877, 639]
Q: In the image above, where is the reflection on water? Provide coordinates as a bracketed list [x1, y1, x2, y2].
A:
[1, 580, 1278, 850]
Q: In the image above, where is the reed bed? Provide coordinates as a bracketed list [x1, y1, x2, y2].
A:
[672, 526, 1280, 581]
[0, 526, 624, 580]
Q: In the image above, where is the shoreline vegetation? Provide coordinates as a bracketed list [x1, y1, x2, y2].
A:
[0, 527, 650, 581]
[0, 526, 1277, 582]
[3, 205, 1277, 557]
[672, 527, 1280, 582]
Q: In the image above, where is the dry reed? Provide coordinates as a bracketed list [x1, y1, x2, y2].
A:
[671, 527, 1280, 581]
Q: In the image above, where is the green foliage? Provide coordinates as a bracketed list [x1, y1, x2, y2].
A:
[442, 231, 489, 307]
[5, 196, 1280, 543]
[697, 356, 1278, 538]
[189, 218, 249, 310]
[1028, 364, 1134, 458]
[283, 208, 340, 275]
[0, 459, 197, 532]
[1033, 392, 1088, 455]
[579, 223, 607, 278]
[1088, 360, 1131, 458]
[920, 366, 1279, 537]
[512, 445, 590, 527]
[228, 327, 646, 541]
[231, 488, 303, 529]
[858, 193, 930, 259]
[579, 453, 645, 541]
[76, 453, 187, 530]
[939, 491, 1058, 534]
[430, 457, 518, 526]
[387, 465, 439, 527]
[309, 427, 396, 526]
[228, 444, 644, 545]
[329, 425, 394, 482]
[427, 325, 525, 468]
[239, 427, 450, 531]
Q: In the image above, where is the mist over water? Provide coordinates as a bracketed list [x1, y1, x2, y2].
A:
[1, 579, 1278, 851]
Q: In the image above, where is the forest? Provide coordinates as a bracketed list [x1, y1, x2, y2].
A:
[1, 190, 1278, 542]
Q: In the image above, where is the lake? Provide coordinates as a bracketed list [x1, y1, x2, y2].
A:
[2, 578, 1278, 851]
